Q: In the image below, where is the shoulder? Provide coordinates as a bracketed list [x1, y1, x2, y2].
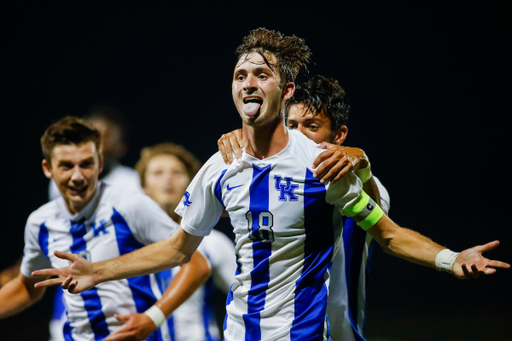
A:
[26, 200, 60, 227]
[104, 165, 141, 191]
[99, 183, 152, 212]
[287, 129, 323, 167]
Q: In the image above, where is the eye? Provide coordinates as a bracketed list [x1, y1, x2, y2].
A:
[308, 124, 319, 131]
[287, 123, 297, 129]
[236, 74, 245, 81]
[258, 74, 268, 80]
[81, 160, 94, 168]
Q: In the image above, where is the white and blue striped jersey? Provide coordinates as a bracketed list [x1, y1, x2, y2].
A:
[156, 230, 236, 341]
[20, 182, 178, 341]
[327, 177, 390, 341]
[175, 130, 370, 341]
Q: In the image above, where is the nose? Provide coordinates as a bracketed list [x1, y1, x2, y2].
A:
[71, 166, 85, 182]
[297, 124, 307, 135]
[243, 74, 258, 92]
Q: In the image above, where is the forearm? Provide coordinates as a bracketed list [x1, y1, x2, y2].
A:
[0, 274, 44, 319]
[155, 251, 211, 317]
[368, 215, 445, 269]
[362, 176, 381, 207]
[95, 228, 202, 284]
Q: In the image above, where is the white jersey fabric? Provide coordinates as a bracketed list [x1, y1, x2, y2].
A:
[156, 229, 236, 341]
[21, 182, 178, 341]
[327, 177, 390, 341]
[175, 130, 367, 341]
[49, 163, 141, 200]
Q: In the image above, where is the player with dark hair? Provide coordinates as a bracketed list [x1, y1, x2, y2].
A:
[33, 29, 509, 341]
[0, 117, 211, 341]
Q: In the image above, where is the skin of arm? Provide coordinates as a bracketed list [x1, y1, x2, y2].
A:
[0, 258, 22, 288]
[367, 214, 510, 278]
[0, 273, 46, 319]
[33, 228, 204, 294]
[104, 250, 212, 341]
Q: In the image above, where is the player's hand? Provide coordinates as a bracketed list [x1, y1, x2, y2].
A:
[313, 143, 369, 183]
[105, 313, 157, 341]
[32, 250, 97, 294]
[218, 129, 243, 165]
[452, 240, 510, 279]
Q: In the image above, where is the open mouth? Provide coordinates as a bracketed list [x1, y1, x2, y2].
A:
[68, 186, 87, 196]
[243, 97, 263, 116]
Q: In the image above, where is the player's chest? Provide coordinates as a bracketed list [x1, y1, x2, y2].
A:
[44, 214, 121, 265]
[221, 162, 325, 239]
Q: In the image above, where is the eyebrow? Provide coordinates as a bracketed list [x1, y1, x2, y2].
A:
[235, 66, 273, 75]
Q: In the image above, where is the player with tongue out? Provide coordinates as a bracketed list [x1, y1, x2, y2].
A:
[33, 28, 509, 341]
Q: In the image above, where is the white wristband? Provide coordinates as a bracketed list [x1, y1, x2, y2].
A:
[144, 305, 166, 328]
[435, 249, 460, 273]
[355, 164, 372, 184]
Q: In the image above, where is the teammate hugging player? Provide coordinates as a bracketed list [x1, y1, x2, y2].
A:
[33, 29, 509, 341]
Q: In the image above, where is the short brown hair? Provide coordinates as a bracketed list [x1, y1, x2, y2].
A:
[41, 116, 102, 165]
[236, 28, 311, 86]
[135, 143, 201, 188]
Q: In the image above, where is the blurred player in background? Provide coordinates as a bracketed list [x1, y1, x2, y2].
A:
[0, 117, 210, 341]
[128, 143, 235, 341]
[49, 105, 141, 200]
[219, 75, 388, 341]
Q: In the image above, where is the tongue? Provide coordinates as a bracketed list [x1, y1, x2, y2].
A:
[243, 102, 261, 116]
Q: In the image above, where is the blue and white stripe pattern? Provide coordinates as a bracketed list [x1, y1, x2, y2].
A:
[21, 183, 178, 341]
[176, 130, 366, 341]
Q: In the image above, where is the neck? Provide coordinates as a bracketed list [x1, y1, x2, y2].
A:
[242, 116, 289, 160]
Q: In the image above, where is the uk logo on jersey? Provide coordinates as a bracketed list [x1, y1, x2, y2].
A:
[274, 175, 299, 201]
[183, 191, 193, 206]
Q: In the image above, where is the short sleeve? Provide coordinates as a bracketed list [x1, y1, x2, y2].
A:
[20, 216, 52, 278]
[175, 153, 227, 237]
[119, 193, 179, 245]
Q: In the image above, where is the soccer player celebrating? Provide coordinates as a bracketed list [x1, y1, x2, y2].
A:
[33, 29, 509, 341]
[0, 117, 211, 341]
[133, 143, 235, 341]
[218, 75, 389, 341]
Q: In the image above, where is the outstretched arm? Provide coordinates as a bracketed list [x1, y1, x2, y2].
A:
[104, 250, 211, 341]
[0, 273, 46, 319]
[33, 227, 204, 293]
[367, 214, 510, 279]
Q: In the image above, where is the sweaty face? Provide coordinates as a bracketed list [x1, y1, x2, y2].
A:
[44, 142, 102, 214]
[286, 103, 335, 144]
[143, 154, 190, 213]
[232, 53, 287, 127]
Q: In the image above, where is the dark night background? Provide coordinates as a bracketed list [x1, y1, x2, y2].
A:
[1, 1, 511, 340]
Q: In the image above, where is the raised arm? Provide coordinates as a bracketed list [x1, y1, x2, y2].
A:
[367, 214, 510, 278]
[33, 227, 204, 293]
[0, 273, 46, 319]
[104, 250, 211, 341]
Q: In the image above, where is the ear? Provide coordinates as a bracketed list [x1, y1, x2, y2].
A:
[332, 125, 348, 145]
[282, 82, 295, 101]
[98, 155, 104, 174]
[42, 159, 53, 179]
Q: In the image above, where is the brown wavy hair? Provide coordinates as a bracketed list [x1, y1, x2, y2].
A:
[41, 116, 102, 166]
[235, 28, 311, 87]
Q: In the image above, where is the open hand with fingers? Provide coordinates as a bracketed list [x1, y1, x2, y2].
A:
[452, 241, 510, 279]
[105, 313, 157, 341]
[313, 142, 369, 183]
[32, 250, 98, 293]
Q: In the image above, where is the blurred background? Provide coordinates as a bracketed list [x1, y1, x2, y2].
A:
[1, 1, 510, 340]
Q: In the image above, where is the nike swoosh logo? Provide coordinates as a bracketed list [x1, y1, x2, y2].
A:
[227, 184, 244, 191]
